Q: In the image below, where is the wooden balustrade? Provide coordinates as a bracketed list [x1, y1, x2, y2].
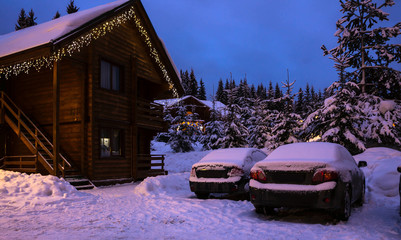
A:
[136, 99, 166, 130]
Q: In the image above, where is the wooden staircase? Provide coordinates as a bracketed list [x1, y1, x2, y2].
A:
[0, 91, 95, 190]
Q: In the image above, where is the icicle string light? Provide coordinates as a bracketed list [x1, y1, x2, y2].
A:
[0, 6, 179, 98]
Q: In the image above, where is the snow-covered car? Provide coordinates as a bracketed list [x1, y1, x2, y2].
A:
[249, 142, 367, 221]
[398, 166, 401, 216]
[189, 148, 267, 199]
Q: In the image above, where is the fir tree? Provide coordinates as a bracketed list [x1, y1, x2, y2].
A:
[322, 0, 401, 98]
[266, 75, 301, 151]
[180, 70, 190, 96]
[197, 79, 206, 100]
[216, 79, 227, 104]
[295, 88, 304, 115]
[199, 98, 225, 150]
[250, 84, 256, 99]
[216, 87, 249, 148]
[360, 95, 401, 147]
[188, 69, 198, 96]
[266, 111, 302, 151]
[15, 9, 28, 30]
[167, 104, 200, 152]
[26, 9, 37, 27]
[303, 81, 366, 154]
[247, 99, 270, 148]
[67, 0, 80, 14]
[53, 11, 61, 20]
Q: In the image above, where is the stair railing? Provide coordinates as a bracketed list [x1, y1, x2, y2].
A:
[0, 91, 71, 175]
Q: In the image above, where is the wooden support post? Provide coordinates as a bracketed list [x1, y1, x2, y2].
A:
[53, 61, 60, 176]
[131, 55, 138, 180]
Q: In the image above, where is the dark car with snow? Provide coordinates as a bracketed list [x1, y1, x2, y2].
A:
[249, 142, 367, 221]
[189, 148, 267, 199]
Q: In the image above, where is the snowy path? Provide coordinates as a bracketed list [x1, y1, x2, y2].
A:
[1, 147, 400, 240]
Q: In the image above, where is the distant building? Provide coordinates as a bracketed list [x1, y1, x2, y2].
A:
[156, 95, 226, 131]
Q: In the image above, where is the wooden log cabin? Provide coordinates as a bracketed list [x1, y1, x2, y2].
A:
[0, 0, 183, 188]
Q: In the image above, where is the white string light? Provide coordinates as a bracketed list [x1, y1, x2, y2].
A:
[0, 6, 179, 98]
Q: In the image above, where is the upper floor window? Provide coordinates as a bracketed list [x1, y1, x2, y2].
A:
[100, 60, 122, 91]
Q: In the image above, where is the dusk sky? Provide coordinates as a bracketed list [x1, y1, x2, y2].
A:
[0, 0, 400, 98]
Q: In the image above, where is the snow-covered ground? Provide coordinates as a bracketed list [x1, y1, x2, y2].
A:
[1, 143, 401, 240]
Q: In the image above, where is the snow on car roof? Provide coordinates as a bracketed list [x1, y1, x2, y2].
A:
[193, 148, 258, 167]
[264, 142, 353, 163]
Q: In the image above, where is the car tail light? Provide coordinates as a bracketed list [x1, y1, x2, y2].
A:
[250, 169, 266, 181]
[229, 167, 244, 177]
[190, 167, 196, 177]
[312, 170, 338, 184]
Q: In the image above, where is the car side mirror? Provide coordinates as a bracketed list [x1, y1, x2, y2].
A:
[397, 166, 401, 173]
[358, 161, 367, 168]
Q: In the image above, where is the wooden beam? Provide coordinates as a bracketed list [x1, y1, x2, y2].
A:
[53, 61, 60, 176]
[131, 55, 138, 180]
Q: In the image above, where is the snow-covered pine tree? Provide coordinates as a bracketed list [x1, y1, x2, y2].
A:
[322, 0, 401, 99]
[266, 111, 302, 151]
[167, 104, 200, 152]
[266, 75, 301, 151]
[247, 98, 270, 148]
[216, 87, 249, 148]
[359, 95, 401, 147]
[67, 0, 79, 14]
[303, 81, 366, 154]
[199, 98, 225, 150]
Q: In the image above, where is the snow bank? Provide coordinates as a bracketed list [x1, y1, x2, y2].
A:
[354, 147, 401, 197]
[0, 170, 80, 207]
[133, 173, 191, 197]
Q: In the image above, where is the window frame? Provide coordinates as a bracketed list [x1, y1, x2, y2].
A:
[99, 127, 124, 158]
[99, 58, 123, 92]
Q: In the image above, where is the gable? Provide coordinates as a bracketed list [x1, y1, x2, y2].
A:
[0, 0, 182, 98]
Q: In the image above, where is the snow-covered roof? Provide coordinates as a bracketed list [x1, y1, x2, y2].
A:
[0, 0, 130, 58]
[155, 95, 226, 112]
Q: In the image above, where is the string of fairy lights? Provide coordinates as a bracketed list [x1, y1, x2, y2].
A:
[0, 5, 179, 98]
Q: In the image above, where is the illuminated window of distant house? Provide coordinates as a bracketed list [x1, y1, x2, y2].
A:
[100, 128, 123, 157]
[100, 60, 121, 91]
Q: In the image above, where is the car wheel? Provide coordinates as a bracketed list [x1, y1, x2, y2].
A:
[337, 188, 351, 221]
[195, 192, 209, 199]
[355, 182, 365, 206]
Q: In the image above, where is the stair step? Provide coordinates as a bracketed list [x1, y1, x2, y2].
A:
[74, 184, 95, 190]
[65, 177, 95, 190]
